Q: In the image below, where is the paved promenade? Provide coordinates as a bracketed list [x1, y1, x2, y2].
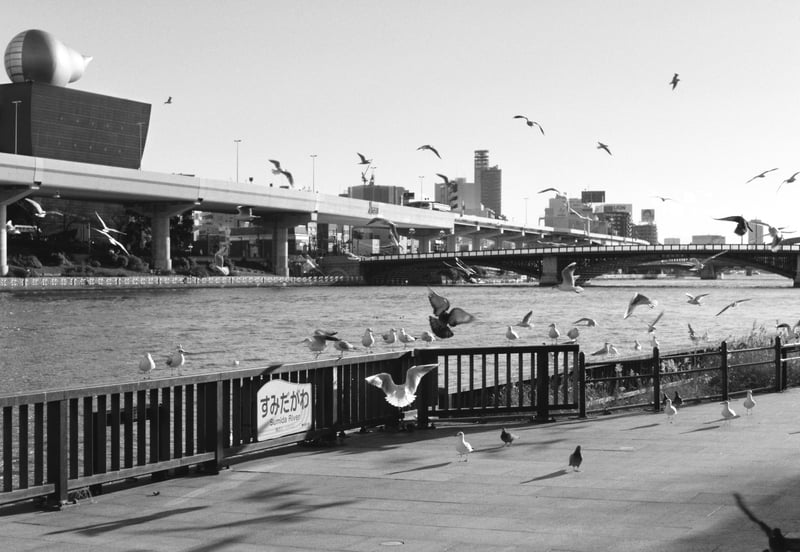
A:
[2, 389, 800, 551]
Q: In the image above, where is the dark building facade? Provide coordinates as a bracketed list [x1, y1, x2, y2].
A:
[0, 82, 151, 169]
[474, 150, 502, 216]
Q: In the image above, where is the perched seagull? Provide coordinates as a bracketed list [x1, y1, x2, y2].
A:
[356, 152, 372, 165]
[686, 292, 710, 305]
[419, 330, 436, 345]
[505, 325, 520, 342]
[382, 328, 398, 347]
[23, 198, 63, 218]
[515, 310, 534, 329]
[500, 427, 519, 446]
[365, 363, 438, 408]
[334, 340, 357, 358]
[398, 327, 416, 348]
[777, 170, 799, 191]
[456, 431, 473, 461]
[597, 142, 612, 155]
[538, 186, 567, 197]
[164, 96, 172, 104]
[268, 159, 294, 187]
[566, 327, 580, 343]
[547, 323, 560, 344]
[664, 398, 677, 423]
[591, 342, 618, 356]
[646, 311, 665, 333]
[684, 251, 726, 271]
[92, 227, 130, 255]
[716, 298, 751, 316]
[512, 115, 545, 134]
[568, 445, 582, 471]
[624, 292, 658, 319]
[361, 328, 375, 351]
[302, 331, 340, 358]
[557, 262, 584, 293]
[650, 333, 660, 349]
[417, 144, 441, 159]
[138, 353, 155, 378]
[743, 390, 756, 414]
[633, 339, 642, 351]
[745, 167, 778, 184]
[95, 211, 125, 235]
[427, 288, 476, 339]
[572, 317, 597, 327]
[714, 215, 752, 237]
[720, 400, 737, 422]
[165, 345, 185, 374]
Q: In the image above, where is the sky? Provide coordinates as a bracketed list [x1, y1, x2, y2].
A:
[3, 1, 800, 243]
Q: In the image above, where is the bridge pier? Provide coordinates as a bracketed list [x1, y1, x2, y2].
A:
[269, 214, 312, 277]
[539, 256, 560, 286]
[795, 254, 800, 288]
[0, 188, 39, 276]
[131, 202, 196, 272]
[699, 264, 718, 280]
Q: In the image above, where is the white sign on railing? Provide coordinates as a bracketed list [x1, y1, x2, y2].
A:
[256, 379, 313, 441]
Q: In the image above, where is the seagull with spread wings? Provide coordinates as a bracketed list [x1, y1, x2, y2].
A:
[512, 115, 545, 135]
[356, 152, 372, 165]
[417, 144, 441, 159]
[268, 159, 294, 187]
[778, 170, 799, 191]
[624, 292, 658, 319]
[23, 198, 63, 218]
[538, 187, 567, 197]
[597, 142, 612, 155]
[714, 215, 752, 237]
[556, 262, 583, 293]
[745, 167, 778, 184]
[685, 292, 710, 305]
[716, 298, 751, 316]
[684, 251, 726, 271]
[95, 211, 125, 235]
[669, 73, 680, 90]
[427, 287, 476, 339]
[92, 227, 130, 255]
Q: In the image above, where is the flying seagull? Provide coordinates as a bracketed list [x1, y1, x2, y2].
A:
[95, 211, 125, 235]
[268, 159, 294, 187]
[435, 173, 452, 187]
[669, 73, 680, 90]
[417, 144, 441, 159]
[745, 167, 778, 184]
[646, 311, 664, 333]
[777, 171, 799, 191]
[427, 287, 476, 339]
[512, 115, 545, 135]
[514, 310, 534, 329]
[685, 292, 710, 305]
[716, 298, 751, 316]
[752, 220, 791, 252]
[653, 195, 674, 202]
[23, 198, 63, 218]
[557, 262, 584, 293]
[365, 363, 438, 408]
[714, 215, 752, 237]
[366, 216, 400, 248]
[572, 317, 597, 327]
[92, 227, 130, 255]
[164, 96, 172, 104]
[538, 187, 567, 197]
[684, 251, 726, 271]
[597, 142, 612, 155]
[356, 152, 372, 165]
[624, 292, 658, 319]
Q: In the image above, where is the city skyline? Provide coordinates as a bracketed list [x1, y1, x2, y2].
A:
[2, 1, 800, 244]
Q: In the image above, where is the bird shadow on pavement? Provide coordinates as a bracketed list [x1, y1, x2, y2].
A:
[681, 425, 720, 434]
[520, 468, 569, 484]
[622, 422, 661, 431]
[386, 462, 452, 475]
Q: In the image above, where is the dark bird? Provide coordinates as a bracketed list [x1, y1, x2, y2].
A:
[164, 96, 172, 104]
[669, 73, 680, 90]
[653, 195, 674, 202]
[366, 216, 400, 248]
[538, 186, 567, 197]
[500, 427, 519, 446]
[514, 310, 534, 329]
[512, 115, 545, 135]
[778, 171, 799, 191]
[568, 445, 582, 471]
[752, 221, 791, 252]
[435, 173, 452, 187]
[427, 287, 476, 339]
[417, 144, 441, 159]
[597, 142, 612, 155]
[745, 167, 778, 184]
[356, 152, 372, 165]
[714, 215, 752, 237]
[734, 492, 800, 552]
[716, 298, 752, 316]
[673, 391, 683, 407]
[268, 159, 294, 187]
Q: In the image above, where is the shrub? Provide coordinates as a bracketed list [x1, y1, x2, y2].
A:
[126, 255, 147, 272]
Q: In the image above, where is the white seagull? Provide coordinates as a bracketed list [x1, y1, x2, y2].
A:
[684, 251, 726, 271]
[419, 330, 436, 345]
[721, 400, 737, 423]
[23, 197, 63, 218]
[547, 323, 560, 343]
[624, 292, 658, 319]
[455, 431, 473, 461]
[505, 325, 520, 342]
[686, 292, 710, 305]
[361, 328, 375, 351]
[166, 345, 185, 374]
[716, 298, 751, 317]
[382, 328, 398, 347]
[743, 390, 756, 414]
[95, 211, 126, 235]
[365, 363, 438, 408]
[138, 353, 155, 378]
[664, 398, 677, 423]
[398, 328, 416, 348]
[334, 340, 356, 358]
[5, 220, 20, 235]
[557, 262, 584, 293]
[92, 227, 130, 256]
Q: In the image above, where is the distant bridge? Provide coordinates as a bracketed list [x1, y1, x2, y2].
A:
[360, 243, 800, 287]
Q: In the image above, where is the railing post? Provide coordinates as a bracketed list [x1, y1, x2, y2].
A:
[46, 399, 68, 508]
[202, 382, 223, 474]
[774, 336, 784, 392]
[577, 352, 586, 419]
[415, 349, 439, 429]
[721, 341, 729, 401]
[534, 350, 553, 423]
[652, 347, 661, 412]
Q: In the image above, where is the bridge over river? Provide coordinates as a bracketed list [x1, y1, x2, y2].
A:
[360, 243, 800, 286]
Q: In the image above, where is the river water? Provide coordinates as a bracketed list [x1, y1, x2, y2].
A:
[1, 273, 798, 395]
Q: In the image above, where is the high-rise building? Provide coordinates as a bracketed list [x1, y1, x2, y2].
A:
[474, 150, 502, 216]
[595, 204, 633, 237]
[346, 184, 406, 204]
[748, 220, 765, 245]
[632, 224, 658, 244]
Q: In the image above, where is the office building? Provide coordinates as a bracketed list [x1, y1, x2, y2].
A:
[474, 150, 502, 216]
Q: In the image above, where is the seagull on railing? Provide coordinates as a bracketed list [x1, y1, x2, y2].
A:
[505, 325, 520, 342]
[361, 328, 375, 352]
[138, 353, 155, 378]
[165, 345, 185, 375]
[714, 215, 752, 237]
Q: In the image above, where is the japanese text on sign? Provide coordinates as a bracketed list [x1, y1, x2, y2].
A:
[256, 379, 313, 441]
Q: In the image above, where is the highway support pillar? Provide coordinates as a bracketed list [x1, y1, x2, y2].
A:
[539, 255, 560, 286]
[0, 187, 38, 277]
[270, 214, 312, 277]
[131, 202, 196, 273]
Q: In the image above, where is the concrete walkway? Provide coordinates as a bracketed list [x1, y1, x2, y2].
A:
[2, 389, 800, 551]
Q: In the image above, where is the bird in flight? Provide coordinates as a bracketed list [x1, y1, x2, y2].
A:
[95, 211, 125, 235]
[684, 250, 726, 271]
[538, 187, 567, 197]
[685, 292, 710, 305]
[716, 298, 751, 316]
[514, 310, 534, 329]
[356, 152, 372, 165]
[714, 215, 752, 237]
[669, 73, 680, 90]
[366, 216, 400, 248]
[417, 144, 441, 159]
[92, 227, 130, 255]
[777, 171, 799, 191]
[427, 287, 476, 339]
[646, 311, 664, 333]
[268, 159, 294, 187]
[624, 292, 658, 319]
[23, 198, 63, 218]
[365, 363, 438, 408]
[572, 317, 597, 327]
[512, 115, 545, 135]
[597, 142, 612, 155]
[745, 167, 778, 184]
[751, 220, 791, 252]
[164, 96, 172, 104]
[435, 173, 452, 187]
[653, 195, 674, 202]
[557, 262, 583, 293]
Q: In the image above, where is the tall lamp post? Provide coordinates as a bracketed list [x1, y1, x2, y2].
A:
[310, 154, 317, 192]
[11, 100, 21, 154]
[418, 175, 424, 200]
[234, 139, 242, 183]
[523, 196, 529, 226]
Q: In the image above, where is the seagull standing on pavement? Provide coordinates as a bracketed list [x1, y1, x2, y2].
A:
[456, 431, 473, 461]
[557, 262, 583, 293]
[721, 400, 737, 423]
[743, 390, 756, 414]
[664, 398, 677, 423]
[365, 363, 438, 407]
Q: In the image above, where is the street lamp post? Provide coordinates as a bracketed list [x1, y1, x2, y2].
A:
[234, 139, 242, 183]
[310, 154, 317, 192]
[418, 176, 424, 200]
[523, 197, 529, 226]
[11, 100, 21, 154]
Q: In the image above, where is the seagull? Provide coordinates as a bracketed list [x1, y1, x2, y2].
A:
[417, 144, 441, 159]
[716, 298, 751, 316]
[165, 345, 185, 375]
[5, 220, 20, 234]
[650, 334, 660, 349]
[597, 142, 612, 155]
[419, 330, 436, 345]
[566, 327, 580, 342]
[685, 292, 710, 305]
[547, 323, 560, 343]
[624, 292, 658, 319]
[23, 198, 63, 218]
[734, 492, 800, 552]
[95, 211, 126, 235]
[777, 170, 799, 191]
[669, 73, 680, 90]
[164, 96, 172, 104]
[138, 353, 155, 378]
[505, 325, 520, 342]
[500, 427, 519, 446]
[427, 288, 476, 339]
[568, 445, 582, 471]
[572, 317, 597, 327]
[361, 328, 375, 351]
[398, 327, 416, 348]
[745, 167, 778, 184]
[268, 159, 294, 187]
[334, 340, 356, 358]
[512, 115, 545, 134]
[743, 390, 756, 414]
[382, 328, 398, 347]
[365, 363, 438, 408]
[720, 400, 737, 422]
[302, 331, 340, 358]
[664, 398, 677, 423]
[688, 323, 703, 346]
[646, 311, 664, 333]
[684, 251, 726, 271]
[92, 227, 130, 255]
[538, 186, 567, 197]
[714, 215, 752, 237]
[633, 339, 642, 351]
[435, 173, 452, 187]
[356, 152, 372, 165]
[557, 262, 583, 293]
[367, 216, 401, 248]
[456, 431, 473, 461]
[653, 195, 674, 202]
[591, 342, 618, 356]
[751, 221, 790, 252]
[515, 310, 534, 329]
